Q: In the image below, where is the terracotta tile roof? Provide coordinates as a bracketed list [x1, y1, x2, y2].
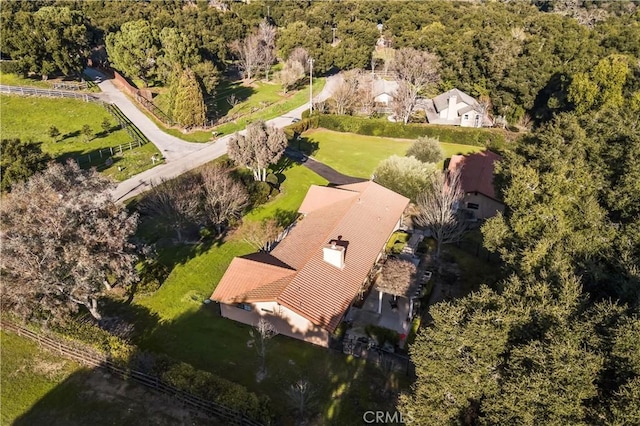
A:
[210, 181, 409, 332]
[211, 255, 295, 303]
[448, 150, 502, 200]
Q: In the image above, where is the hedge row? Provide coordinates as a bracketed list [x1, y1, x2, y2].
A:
[287, 114, 507, 150]
[48, 319, 272, 423]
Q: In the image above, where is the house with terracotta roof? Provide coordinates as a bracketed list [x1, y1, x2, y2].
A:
[424, 88, 492, 128]
[448, 150, 504, 220]
[210, 181, 410, 347]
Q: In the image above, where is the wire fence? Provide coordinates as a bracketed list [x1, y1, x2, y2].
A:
[0, 320, 263, 426]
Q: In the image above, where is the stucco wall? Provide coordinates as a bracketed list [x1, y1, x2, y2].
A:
[460, 112, 482, 128]
[220, 302, 330, 347]
[463, 193, 504, 220]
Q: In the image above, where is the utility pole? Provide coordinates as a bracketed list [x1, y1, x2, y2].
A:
[308, 57, 314, 113]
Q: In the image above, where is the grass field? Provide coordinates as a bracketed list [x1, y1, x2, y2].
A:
[0, 71, 53, 88]
[299, 129, 485, 178]
[129, 163, 406, 424]
[0, 95, 161, 181]
[0, 331, 214, 425]
[149, 77, 325, 143]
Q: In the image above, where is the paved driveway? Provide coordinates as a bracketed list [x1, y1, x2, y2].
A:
[85, 69, 342, 202]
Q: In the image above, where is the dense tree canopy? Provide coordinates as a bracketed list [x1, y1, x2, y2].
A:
[1, 6, 89, 78]
[0, 138, 51, 192]
[3, 1, 638, 123]
[0, 162, 139, 322]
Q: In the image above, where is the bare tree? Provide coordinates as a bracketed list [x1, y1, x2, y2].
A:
[390, 48, 441, 123]
[390, 47, 440, 89]
[279, 58, 305, 93]
[0, 161, 139, 323]
[285, 379, 316, 422]
[392, 81, 417, 124]
[251, 318, 278, 381]
[330, 70, 360, 115]
[288, 47, 309, 72]
[380, 258, 418, 293]
[227, 120, 287, 181]
[239, 219, 283, 252]
[230, 33, 261, 81]
[257, 20, 277, 81]
[356, 72, 376, 117]
[201, 164, 249, 234]
[139, 173, 203, 243]
[415, 168, 468, 258]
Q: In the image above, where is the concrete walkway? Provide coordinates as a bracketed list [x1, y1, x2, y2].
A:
[89, 69, 342, 202]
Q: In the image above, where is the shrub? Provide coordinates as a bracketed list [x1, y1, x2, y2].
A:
[365, 324, 400, 346]
[406, 137, 444, 163]
[265, 172, 279, 188]
[249, 181, 272, 206]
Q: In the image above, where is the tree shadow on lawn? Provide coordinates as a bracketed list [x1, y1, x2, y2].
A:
[99, 297, 409, 425]
[210, 80, 255, 119]
[57, 148, 127, 172]
[290, 135, 319, 157]
[60, 129, 81, 141]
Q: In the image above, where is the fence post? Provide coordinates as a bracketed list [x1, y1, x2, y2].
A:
[110, 147, 113, 155]
[129, 141, 133, 150]
[119, 144, 123, 154]
[99, 150, 103, 159]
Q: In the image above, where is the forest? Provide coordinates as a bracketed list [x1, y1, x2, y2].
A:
[1, 0, 639, 124]
[1, 1, 639, 424]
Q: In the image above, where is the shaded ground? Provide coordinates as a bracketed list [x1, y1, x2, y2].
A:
[1, 331, 218, 426]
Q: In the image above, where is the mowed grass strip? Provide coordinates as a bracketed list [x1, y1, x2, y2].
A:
[301, 128, 485, 178]
[0, 95, 161, 180]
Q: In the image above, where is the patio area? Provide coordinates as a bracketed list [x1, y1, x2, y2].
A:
[347, 290, 412, 336]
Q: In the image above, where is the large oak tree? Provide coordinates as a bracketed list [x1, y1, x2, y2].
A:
[1, 162, 139, 322]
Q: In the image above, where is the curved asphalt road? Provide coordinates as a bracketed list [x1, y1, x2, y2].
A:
[90, 70, 343, 202]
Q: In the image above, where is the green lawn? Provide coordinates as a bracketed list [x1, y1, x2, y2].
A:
[0, 71, 53, 88]
[129, 163, 406, 424]
[300, 129, 485, 178]
[149, 78, 326, 143]
[0, 95, 161, 181]
[0, 331, 211, 425]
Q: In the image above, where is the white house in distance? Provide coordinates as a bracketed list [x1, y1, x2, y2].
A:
[424, 88, 491, 128]
[448, 150, 504, 220]
[372, 78, 399, 106]
[210, 181, 410, 347]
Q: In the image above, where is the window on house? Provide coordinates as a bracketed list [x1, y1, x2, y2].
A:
[236, 303, 252, 311]
[466, 202, 479, 210]
[261, 308, 273, 313]
[463, 114, 469, 119]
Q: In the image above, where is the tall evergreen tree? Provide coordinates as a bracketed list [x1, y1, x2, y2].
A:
[172, 68, 207, 128]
